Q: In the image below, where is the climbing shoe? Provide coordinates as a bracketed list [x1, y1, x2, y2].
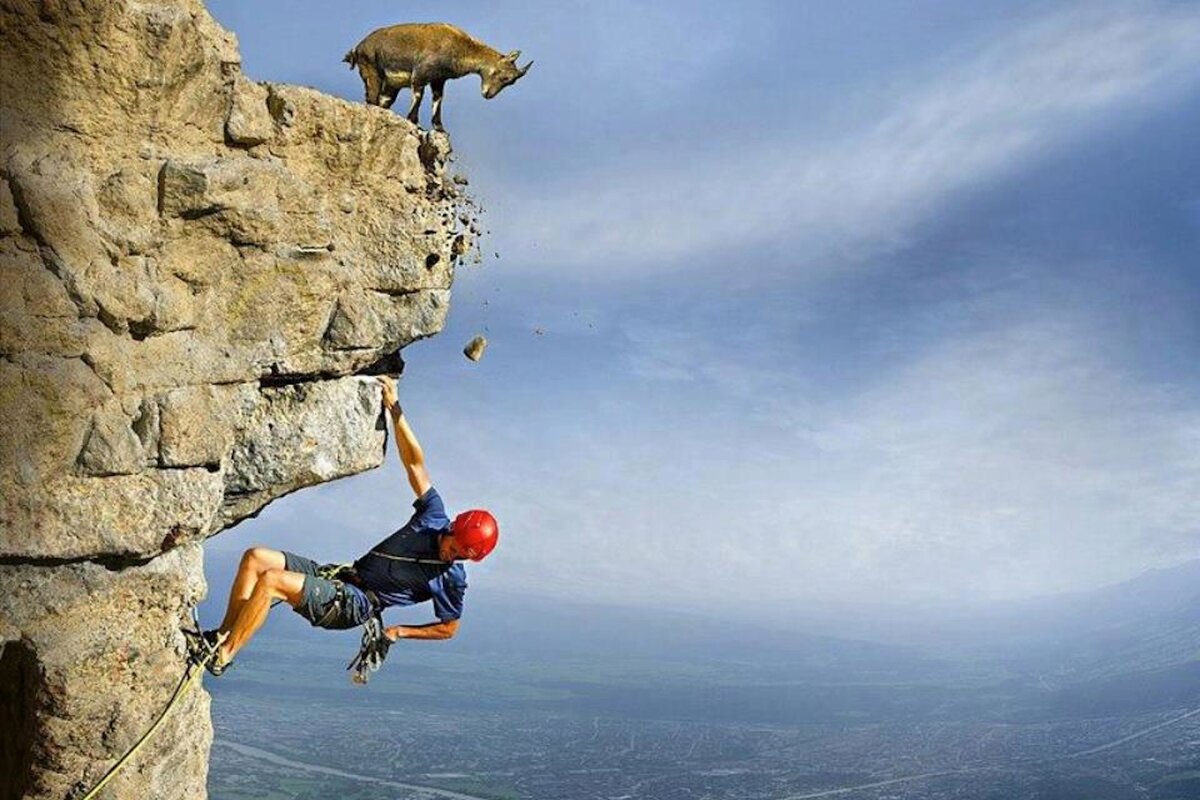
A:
[205, 649, 233, 678]
[183, 628, 231, 675]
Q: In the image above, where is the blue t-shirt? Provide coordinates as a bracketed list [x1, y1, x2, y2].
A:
[353, 487, 467, 621]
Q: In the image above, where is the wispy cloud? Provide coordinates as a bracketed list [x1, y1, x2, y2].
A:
[773, 316, 1200, 604]
[206, 1, 1200, 620]
[496, 3, 1200, 278]
[413, 269, 1200, 610]
[221, 260, 1200, 613]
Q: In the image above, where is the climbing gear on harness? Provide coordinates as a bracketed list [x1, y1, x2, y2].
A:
[451, 508, 499, 561]
[314, 582, 354, 628]
[77, 610, 223, 800]
[347, 613, 391, 685]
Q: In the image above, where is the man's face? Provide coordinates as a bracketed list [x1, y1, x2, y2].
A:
[439, 534, 463, 562]
[439, 534, 480, 562]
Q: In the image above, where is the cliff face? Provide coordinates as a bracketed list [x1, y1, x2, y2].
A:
[0, 2, 468, 798]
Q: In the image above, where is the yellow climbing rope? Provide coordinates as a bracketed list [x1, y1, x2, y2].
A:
[79, 641, 217, 800]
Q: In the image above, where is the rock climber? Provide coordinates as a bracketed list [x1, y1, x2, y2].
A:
[187, 376, 498, 676]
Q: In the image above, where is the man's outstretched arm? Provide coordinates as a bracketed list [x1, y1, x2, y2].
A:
[386, 619, 459, 641]
[378, 376, 433, 499]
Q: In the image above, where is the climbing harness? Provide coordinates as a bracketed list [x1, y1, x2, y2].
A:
[77, 613, 223, 800]
[317, 562, 353, 579]
[299, 563, 392, 684]
[347, 612, 391, 685]
[267, 561, 355, 610]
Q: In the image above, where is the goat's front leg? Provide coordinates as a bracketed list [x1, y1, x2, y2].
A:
[430, 80, 447, 131]
[359, 64, 383, 106]
[406, 83, 425, 125]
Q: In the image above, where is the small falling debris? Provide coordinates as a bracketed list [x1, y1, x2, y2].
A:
[463, 335, 488, 362]
[533, 327, 545, 336]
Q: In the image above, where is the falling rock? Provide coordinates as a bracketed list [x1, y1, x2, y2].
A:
[463, 334, 488, 362]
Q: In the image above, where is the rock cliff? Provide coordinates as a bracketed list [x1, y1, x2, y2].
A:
[0, 2, 470, 798]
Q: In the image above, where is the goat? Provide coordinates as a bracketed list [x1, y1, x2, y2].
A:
[344, 22, 532, 131]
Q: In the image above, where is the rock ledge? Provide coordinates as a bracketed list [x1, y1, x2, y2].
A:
[0, 2, 471, 797]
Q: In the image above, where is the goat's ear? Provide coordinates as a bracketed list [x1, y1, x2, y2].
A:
[505, 49, 521, 63]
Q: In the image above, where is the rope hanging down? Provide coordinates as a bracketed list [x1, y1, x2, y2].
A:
[79, 575, 392, 799]
[78, 631, 220, 800]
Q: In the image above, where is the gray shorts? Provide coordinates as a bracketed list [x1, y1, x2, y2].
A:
[282, 551, 372, 630]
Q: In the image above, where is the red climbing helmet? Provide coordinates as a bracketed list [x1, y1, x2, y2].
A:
[451, 509, 499, 561]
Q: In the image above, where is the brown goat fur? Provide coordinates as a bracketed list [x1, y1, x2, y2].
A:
[344, 22, 532, 130]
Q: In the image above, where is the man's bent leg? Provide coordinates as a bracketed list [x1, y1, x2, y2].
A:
[219, 567, 305, 664]
[218, 547, 286, 634]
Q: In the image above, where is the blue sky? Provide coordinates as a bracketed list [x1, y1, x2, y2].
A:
[205, 1, 1200, 619]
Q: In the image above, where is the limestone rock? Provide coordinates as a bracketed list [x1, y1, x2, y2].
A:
[159, 385, 239, 468]
[219, 378, 387, 527]
[0, 547, 209, 800]
[0, 177, 20, 234]
[225, 76, 274, 147]
[0, 1, 473, 797]
[77, 404, 145, 476]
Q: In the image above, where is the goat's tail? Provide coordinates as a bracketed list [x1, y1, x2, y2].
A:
[342, 47, 358, 68]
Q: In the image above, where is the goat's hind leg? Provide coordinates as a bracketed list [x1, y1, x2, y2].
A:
[430, 80, 447, 131]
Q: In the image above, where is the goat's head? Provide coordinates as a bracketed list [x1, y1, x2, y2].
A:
[482, 50, 533, 99]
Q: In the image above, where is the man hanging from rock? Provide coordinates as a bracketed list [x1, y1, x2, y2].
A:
[186, 376, 499, 677]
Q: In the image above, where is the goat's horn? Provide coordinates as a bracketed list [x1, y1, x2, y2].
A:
[518, 60, 534, 76]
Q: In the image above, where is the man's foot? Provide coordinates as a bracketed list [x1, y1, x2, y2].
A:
[183, 628, 232, 675]
[205, 645, 233, 678]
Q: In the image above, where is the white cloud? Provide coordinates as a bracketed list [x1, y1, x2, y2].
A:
[773, 317, 1200, 604]
[494, 3, 1200, 279]
[436, 300, 1200, 612]
[219, 281, 1200, 615]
